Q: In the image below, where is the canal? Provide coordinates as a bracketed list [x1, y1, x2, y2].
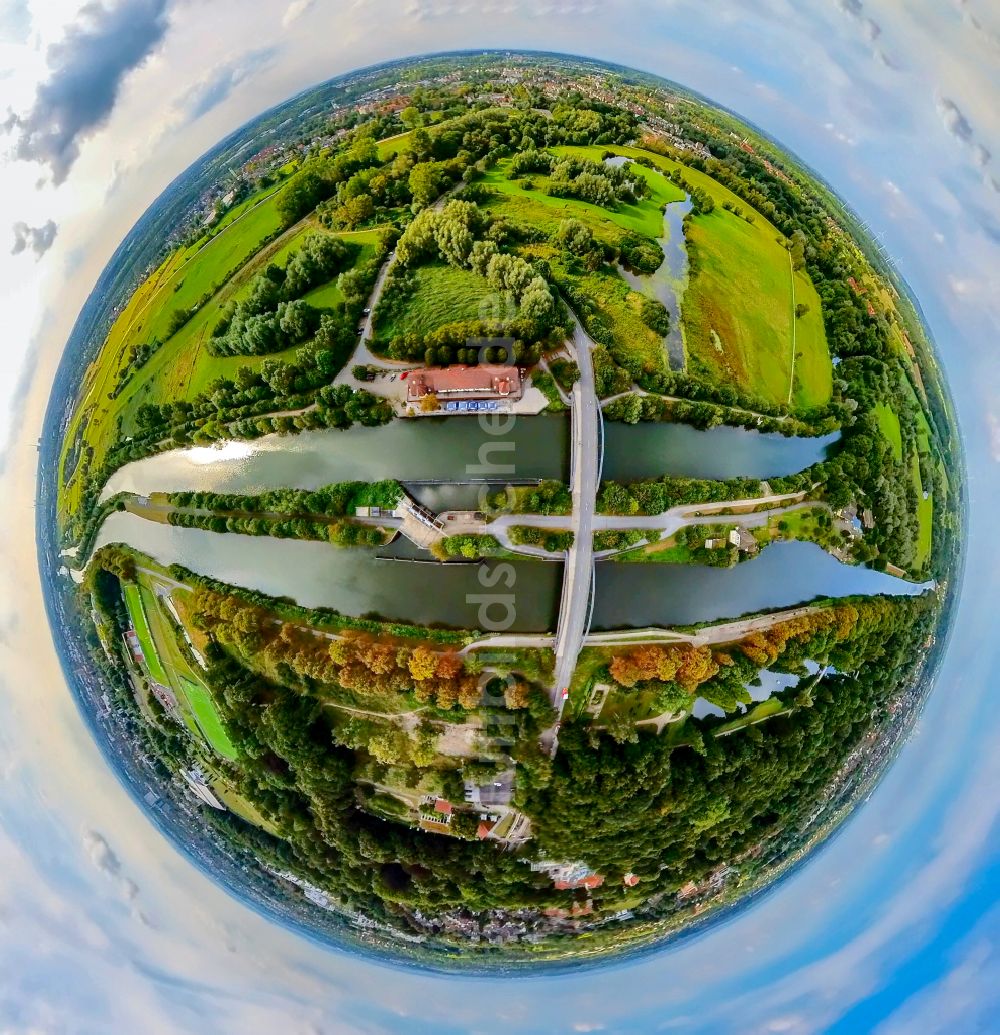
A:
[90, 511, 561, 633]
[592, 541, 926, 630]
[99, 415, 836, 501]
[89, 514, 923, 634]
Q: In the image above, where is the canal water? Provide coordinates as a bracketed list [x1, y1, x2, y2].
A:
[99, 418, 570, 502]
[90, 511, 561, 632]
[90, 513, 922, 634]
[99, 416, 835, 502]
[592, 541, 926, 631]
[602, 422, 838, 481]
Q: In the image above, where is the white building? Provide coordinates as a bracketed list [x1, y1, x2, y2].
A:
[180, 766, 226, 810]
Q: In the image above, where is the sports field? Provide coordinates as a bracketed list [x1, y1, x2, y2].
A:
[123, 583, 169, 686]
[124, 575, 237, 761]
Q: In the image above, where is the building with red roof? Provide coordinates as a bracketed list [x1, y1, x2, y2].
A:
[406, 364, 522, 404]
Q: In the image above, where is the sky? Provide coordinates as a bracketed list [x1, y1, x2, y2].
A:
[0, 1, 998, 1032]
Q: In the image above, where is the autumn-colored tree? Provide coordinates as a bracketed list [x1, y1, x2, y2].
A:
[503, 680, 532, 709]
[408, 645, 439, 681]
[458, 679, 483, 710]
[435, 651, 464, 679]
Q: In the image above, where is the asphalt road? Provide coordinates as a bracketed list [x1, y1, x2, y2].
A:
[549, 315, 602, 717]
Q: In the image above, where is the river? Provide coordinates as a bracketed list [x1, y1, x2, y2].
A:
[608, 153, 690, 370]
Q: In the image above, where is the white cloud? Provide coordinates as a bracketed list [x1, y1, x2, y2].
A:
[282, 0, 315, 27]
[0, 3, 997, 1033]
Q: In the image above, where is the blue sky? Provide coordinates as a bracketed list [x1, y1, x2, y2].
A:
[0, 2, 998, 1032]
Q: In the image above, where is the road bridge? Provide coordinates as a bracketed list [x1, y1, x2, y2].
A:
[541, 314, 603, 753]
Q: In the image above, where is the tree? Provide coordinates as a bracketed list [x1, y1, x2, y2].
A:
[504, 681, 532, 709]
[408, 646, 438, 681]
[409, 162, 446, 210]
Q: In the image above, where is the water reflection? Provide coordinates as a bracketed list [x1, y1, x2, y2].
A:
[90, 511, 561, 632]
[89, 513, 924, 636]
[593, 541, 926, 630]
[603, 422, 838, 481]
[100, 416, 836, 504]
[100, 418, 570, 502]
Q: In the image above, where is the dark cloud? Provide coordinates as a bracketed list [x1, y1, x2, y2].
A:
[10, 220, 58, 258]
[954, 0, 1000, 52]
[177, 45, 280, 122]
[83, 830, 152, 925]
[0, 0, 31, 44]
[5, 0, 171, 184]
[937, 96, 994, 175]
[835, 0, 892, 63]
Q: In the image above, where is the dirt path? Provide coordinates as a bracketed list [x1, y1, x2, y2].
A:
[600, 386, 791, 425]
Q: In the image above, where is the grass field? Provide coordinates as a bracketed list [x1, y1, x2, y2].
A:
[912, 454, 933, 570]
[125, 575, 237, 760]
[893, 372, 934, 569]
[209, 778, 281, 834]
[58, 220, 382, 526]
[483, 144, 832, 407]
[181, 678, 238, 760]
[519, 146, 686, 239]
[375, 262, 495, 340]
[560, 264, 668, 374]
[479, 152, 685, 243]
[714, 697, 788, 737]
[560, 145, 832, 410]
[683, 212, 830, 409]
[874, 403, 903, 461]
[375, 130, 414, 159]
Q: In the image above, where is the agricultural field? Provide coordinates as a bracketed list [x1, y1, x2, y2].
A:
[58, 217, 382, 523]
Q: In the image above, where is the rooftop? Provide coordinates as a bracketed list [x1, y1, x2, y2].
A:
[407, 364, 522, 403]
